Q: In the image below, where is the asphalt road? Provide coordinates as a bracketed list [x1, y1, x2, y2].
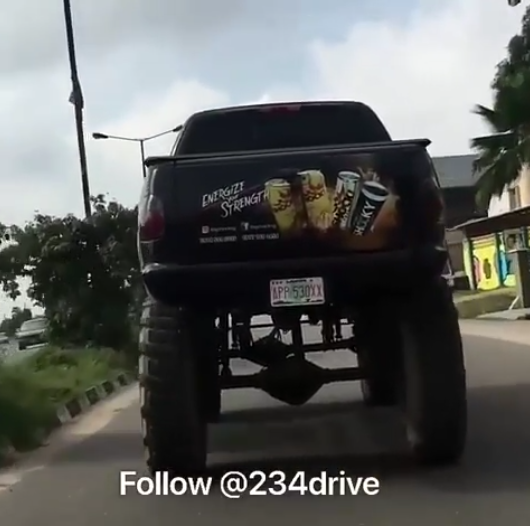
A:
[2, 322, 530, 525]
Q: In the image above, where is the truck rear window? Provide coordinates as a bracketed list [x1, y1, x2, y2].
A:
[176, 103, 391, 155]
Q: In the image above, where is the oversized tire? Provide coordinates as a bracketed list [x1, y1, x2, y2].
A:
[139, 300, 220, 476]
[400, 279, 467, 466]
[354, 309, 401, 407]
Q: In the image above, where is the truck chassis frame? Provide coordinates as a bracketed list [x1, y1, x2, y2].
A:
[216, 310, 364, 404]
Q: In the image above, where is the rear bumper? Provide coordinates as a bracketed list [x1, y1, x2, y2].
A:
[142, 246, 448, 309]
[18, 335, 45, 347]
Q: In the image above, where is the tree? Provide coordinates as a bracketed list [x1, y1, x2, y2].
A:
[471, 6, 530, 208]
[0, 195, 140, 351]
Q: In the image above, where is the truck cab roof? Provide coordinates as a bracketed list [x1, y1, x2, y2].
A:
[171, 100, 392, 155]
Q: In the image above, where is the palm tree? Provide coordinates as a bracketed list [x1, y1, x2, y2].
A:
[471, 108, 518, 209]
[471, 51, 530, 208]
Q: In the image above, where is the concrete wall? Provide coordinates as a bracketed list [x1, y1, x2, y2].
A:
[488, 165, 530, 217]
[488, 192, 511, 216]
[519, 165, 530, 206]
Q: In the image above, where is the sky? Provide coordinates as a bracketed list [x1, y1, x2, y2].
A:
[0, 0, 525, 317]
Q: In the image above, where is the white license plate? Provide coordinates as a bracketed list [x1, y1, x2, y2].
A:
[270, 277, 325, 307]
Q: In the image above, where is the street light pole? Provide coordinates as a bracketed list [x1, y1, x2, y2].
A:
[63, 0, 91, 218]
[139, 140, 147, 179]
[92, 125, 182, 178]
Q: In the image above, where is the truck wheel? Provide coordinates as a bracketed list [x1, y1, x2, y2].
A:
[139, 300, 220, 475]
[354, 310, 401, 407]
[400, 279, 467, 466]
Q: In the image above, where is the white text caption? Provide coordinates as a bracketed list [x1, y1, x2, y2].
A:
[120, 470, 380, 498]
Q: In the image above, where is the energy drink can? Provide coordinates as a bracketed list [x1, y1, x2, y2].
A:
[298, 170, 332, 230]
[332, 171, 363, 229]
[349, 181, 389, 236]
[265, 178, 299, 233]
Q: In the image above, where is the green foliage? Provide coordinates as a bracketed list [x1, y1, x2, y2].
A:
[0, 307, 33, 337]
[0, 224, 24, 300]
[0, 346, 127, 454]
[471, 6, 530, 207]
[0, 195, 140, 353]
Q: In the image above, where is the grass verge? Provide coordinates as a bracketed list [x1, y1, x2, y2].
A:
[0, 346, 129, 459]
[454, 287, 518, 318]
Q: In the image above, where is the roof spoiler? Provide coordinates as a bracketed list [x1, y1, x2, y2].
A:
[144, 156, 177, 168]
[144, 138, 432, 169]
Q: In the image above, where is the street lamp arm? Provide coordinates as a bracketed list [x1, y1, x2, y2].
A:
[92, 124, 182, 143]
[143, 125, 183, 141]
[92, 124, 183, 179]
[92, 132, 140, 142]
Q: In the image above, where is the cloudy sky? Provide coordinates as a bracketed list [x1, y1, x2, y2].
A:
[0, 0, 525, 317]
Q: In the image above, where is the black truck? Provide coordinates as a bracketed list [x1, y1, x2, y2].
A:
[138, 101, 466, 475]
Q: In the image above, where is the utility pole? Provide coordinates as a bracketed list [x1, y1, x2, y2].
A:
[63, 0, 91, 218]
[139, 140, 147, 178]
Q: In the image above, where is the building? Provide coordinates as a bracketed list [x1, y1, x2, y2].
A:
[432, 154, 486, 225]
[441, 153, 530, 290]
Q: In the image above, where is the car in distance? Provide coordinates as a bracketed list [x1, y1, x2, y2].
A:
[17, 317, 48, 350]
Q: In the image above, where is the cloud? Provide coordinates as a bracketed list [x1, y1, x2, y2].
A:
[308, 0, 522, 155]
[0, 0, 523, 220]
[0, 0, 249, 76]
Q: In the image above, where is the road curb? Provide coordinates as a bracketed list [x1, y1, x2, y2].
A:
[477, 313, 530, 321]
[454, 289, 517, 319]
[53, 372, 134, 425]
[0, 372, 134, 466]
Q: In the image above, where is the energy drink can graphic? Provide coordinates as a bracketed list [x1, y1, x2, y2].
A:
[298, 170, 332, 231]
[349, 181, 389, 236]
[332, 171, 363, 229]
[265, 178, 299, 233]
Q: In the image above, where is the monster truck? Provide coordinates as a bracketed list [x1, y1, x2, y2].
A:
[138, 101, 467, 476]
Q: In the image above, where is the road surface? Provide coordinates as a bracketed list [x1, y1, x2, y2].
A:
[1, 320, 530, 525]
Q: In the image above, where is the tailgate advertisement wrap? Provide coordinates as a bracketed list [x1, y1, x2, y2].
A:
[199, 153, 400, 251]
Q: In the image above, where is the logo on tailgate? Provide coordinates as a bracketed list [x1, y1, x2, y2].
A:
[202, 181, 265, 218]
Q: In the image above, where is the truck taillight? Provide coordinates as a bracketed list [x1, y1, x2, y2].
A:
[139, 195, 165, 242]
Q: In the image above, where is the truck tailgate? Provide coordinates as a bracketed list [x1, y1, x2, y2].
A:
[150, 141, 442, 265]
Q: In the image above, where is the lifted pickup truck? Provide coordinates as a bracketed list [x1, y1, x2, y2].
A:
[138, 101, 466, 475]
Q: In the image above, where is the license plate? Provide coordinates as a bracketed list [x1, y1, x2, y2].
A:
[270, 277, 325, 307]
